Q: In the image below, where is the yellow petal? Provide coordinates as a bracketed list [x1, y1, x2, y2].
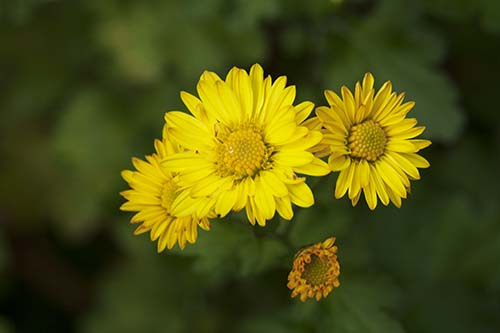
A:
[264, 107, 296, 145]
[194, 196, 217, 218]
[245, 198, 257, 225]
[133, 224, 150, 235]
[341, 86, 356, 123]
[315, 106, 348, 135]
[354, 104, 367, 124]
[375, 93, 405, 123]
[279, 130, 323, 151]
[385, 186, 402, 208]
[385, 118, 418, 136]
[276, 196, 293, 220]
[328, 154, 351, 171]
[362, 73, 374, 96]
[250, 64, 265, 117]
[324, 89, 343, 108]
[375, 160, 407, 199]
[162, 152, 212, 172]
[132, 157, 159, 178]
[410, 139, 432, 150]
[401, 153, 430, 168]
[372, 81, 392, 117]
[131, 207, 165, 223]
[259, 76, 288, 123]
[260, 171, 288, 197]
[303, 116, 322, 131]
[171, 191, 197, 216]
[228, 68, 253, 120]
[348, 162, 361, 200]
[391, 126, 426, 140]
[358, 159, 370, 188]
[215, 80, 242, 124]
[177, 168, 215, 187]
[254, 179, 276, 220]
[233, 183, 248, 211]
[121, 191, 161, 205]
[151, 220, 168, 241]
[197, 80, 232, 124]
[385, 140, 418, 153]
[164, 111, 213, 150]
[386, 152, 420, 180]
[273, 151, 314, 167]
[355, 82, 362, 108]
[200, 70, 222, 83]
[215, 188, 238, 217]
[363, 182, 377, 210]
[335, 165, 355, 199]
[382, 155, 411, 189]
[351, 190, 361, 206]
[294, 157, 330, 176]
[295, 101, 315, 124]
[288, 181, 314, 207]
[190, 175, 231, 197]
[369, 164, 389, 206]
[180, 91, 204, 119]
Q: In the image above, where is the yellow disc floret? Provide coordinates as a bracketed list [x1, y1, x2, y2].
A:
[302, 255, 330, 286]
[348, 119, 387, 161]
[216, 126, 271, 179]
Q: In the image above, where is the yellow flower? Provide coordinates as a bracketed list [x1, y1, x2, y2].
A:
[120, 139, 211, 252]
[162, 64, 329, 226]
[312, 73, 431, 209]
[287, 237, 340, 302]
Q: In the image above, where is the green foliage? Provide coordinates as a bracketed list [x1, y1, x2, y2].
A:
[81, 224, 212, 333]
[1, 0, 499, 332]
[323, 0, 464, 143]
[50, 90, 130, 238]
[240, 278, 403, 333]
[0, 317, 12, 333]
[172, 219, 289, 283]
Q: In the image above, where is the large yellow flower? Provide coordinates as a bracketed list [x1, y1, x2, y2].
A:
[162, 64, 329, 226]
[311, 73, 431, 209]
[287, 237, 340, 302]
[120, 139, 211, 252]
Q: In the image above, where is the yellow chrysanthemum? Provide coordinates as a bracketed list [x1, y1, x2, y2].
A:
[311, 73, 431, 209]
[287, 237, 340, 302]
[162, 64, 330, 226]
[120, 139, 211, 252]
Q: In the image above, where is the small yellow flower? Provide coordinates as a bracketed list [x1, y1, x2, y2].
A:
[162, 64, 330, 226]
[120, 139, 211, 252]
[310, 73, 431, 209]
[287, 237, 340, 302]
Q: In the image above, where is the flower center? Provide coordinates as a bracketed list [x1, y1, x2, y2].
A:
[161, 179, 178, 211]
[302, 255, 329, 286]
[216, 126, 271, 179]
[348, 119, 387, 161]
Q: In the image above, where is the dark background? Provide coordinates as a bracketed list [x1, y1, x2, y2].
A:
[1, 0, 500, 332]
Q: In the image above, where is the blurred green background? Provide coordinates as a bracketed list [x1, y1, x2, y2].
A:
[1, 0, 500, 332]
